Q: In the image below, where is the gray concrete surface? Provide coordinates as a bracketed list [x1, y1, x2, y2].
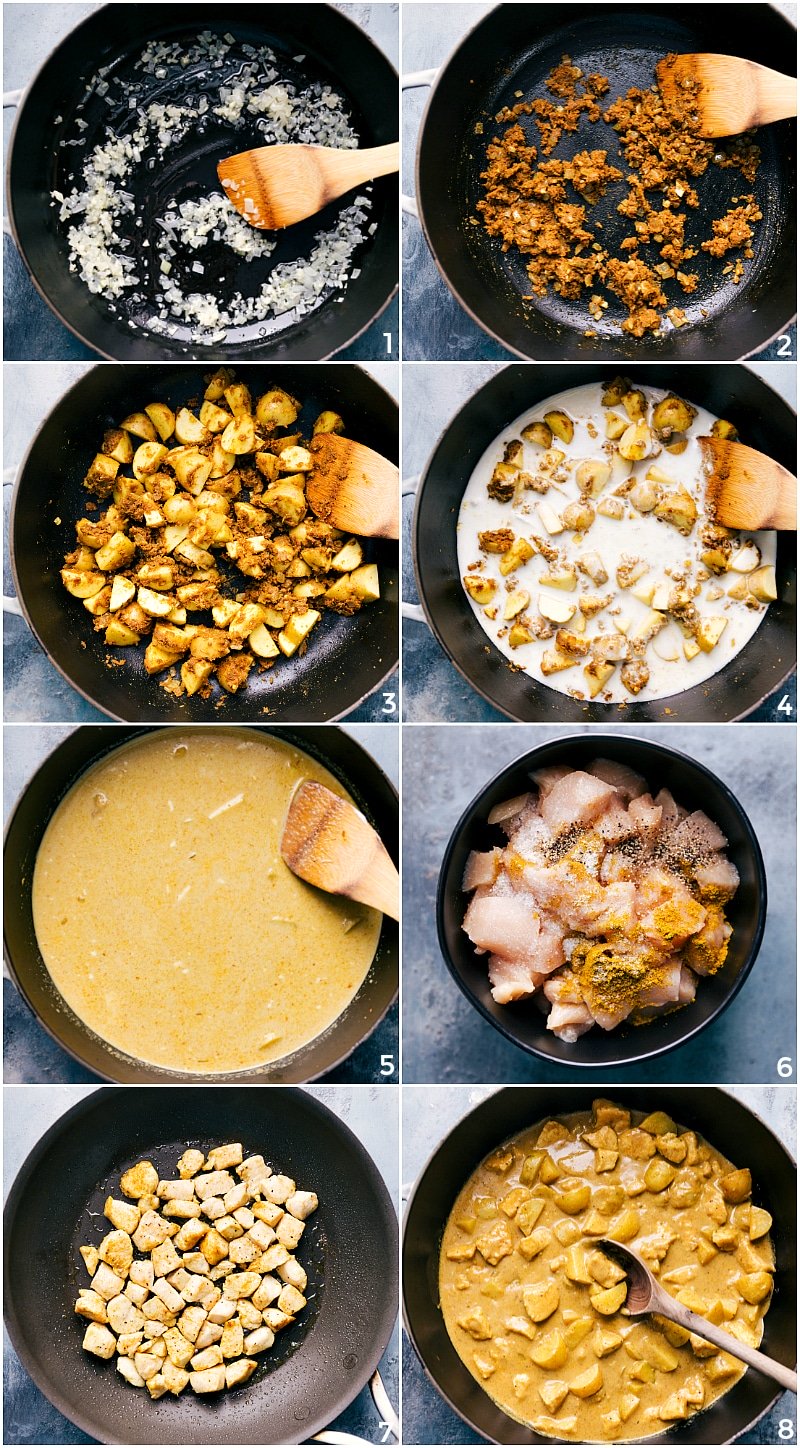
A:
[3, 3, 398, 361]
[401, 1084, 797, 1445]
[401, 723, 796, 1085]
[401, 2, 797, 362]
[3, 361, 399, 723]
[3, 1083, 399, 1445]
[401, 362, 798, 723]
[3, 722, 398, 1085]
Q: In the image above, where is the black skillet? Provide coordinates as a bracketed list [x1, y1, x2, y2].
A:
[3, 725, 398, 1083]
[410, 363, 796, 722]
[6, 4, 397, 361]
[411, 3, 796, 360]
[8, 363, 398, 722]
[403, 1086, 797, 1446]
[4, 1085, 398, 1445]
[436, 733, 767, 1070]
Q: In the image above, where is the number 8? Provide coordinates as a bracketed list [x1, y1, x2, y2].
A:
[778, 1419, 794, 1440]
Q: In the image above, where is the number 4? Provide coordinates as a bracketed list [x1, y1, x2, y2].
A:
[778, 695, 793, 717]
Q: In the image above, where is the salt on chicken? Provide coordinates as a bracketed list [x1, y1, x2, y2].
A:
[75, 1141, 318, 1398]
[462, 759, 738, 1041]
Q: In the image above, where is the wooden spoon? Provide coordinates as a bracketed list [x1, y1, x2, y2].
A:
[700, 436, 797, 530]
[598, 1240, 798, 1394]
[656, 53, 797, 138]
[306, 433, 399, 540]
[217, 141, 399, 230]
[281, 780, 399, 920]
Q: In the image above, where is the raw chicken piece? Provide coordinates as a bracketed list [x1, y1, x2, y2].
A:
[588, 758, 647, 802]
[462, 849, 501, 891]
[535, 919, 567, 974]
[530, 764, 573, 796]
[547, 1001, 595, 1041]
[599, 850, 637, 883]
[635, 958, 683, 1006]
[694, 854, 739, 902]
[522, 865, 636, 937]
[596, 800, 636, 843]
[678, 965, 698, 1003]
[488, 955, 547, 1003]
[506, 804, 552, 861]
[672, 810, 728, 855]
[628, 794, 663, 843]
[684, 909, 732, 975]
[654, 787, 681, 829]
[487, 792, 532, 827]
[539, 771, 617, 835]
[462, 893, 540, 962]
[590, 1001, 635, 1031]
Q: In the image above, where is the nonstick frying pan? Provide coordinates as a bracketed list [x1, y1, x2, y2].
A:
[3, 725, 398, 1083]
[436, 733, 767, 1070]
[4, 1085, 399, 1444]
[404, 3, 796, 360]
[5, 363, 398, 722]
[5, 4, 397, 361]
[406, 363, 796, 722]
[403, 1086, 797, 1445]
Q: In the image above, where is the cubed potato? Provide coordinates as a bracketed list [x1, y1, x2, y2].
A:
[584, 659, 615, 697]
[103, 429, 134, 465]
[256, 389, 300, 430]
[84, 453, 120, 494]
[121, 411, 157, 441]
[95, 533, 137, 572]
[543, 409, 574, 444]
[262, 478, 307, 527]
[221, 415, 256, 455]
[331, 539, 363, 572]
[655, 487, 698, 535]
[61, 568, 107, 599]
[748, 565, 777, 602]
[696, 616, 728, 652]
[133, 441, 168, 479]
[105, 619, 141, 647]
[170, 447, 213, 494]
[618, 421, 657, 462]
[278, 609, 321, 657]
[530, 1330, 568, 1370]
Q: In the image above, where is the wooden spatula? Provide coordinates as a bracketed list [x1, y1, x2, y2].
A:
[700, 436, 797, 530]
[599, 1240, 798, 1394]
[281, 780, 399, 920]
[306, 434, 399, 540]
[656, 53, 797, 137]
[217, 141, 399, 230]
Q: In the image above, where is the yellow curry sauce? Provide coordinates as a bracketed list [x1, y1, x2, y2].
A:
[32, 729, 382, 1072]
[440, 1100, 775, 1441]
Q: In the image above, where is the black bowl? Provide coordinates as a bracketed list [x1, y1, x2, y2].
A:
[436, 733, 766, 1069]
[403, 1085, 796, 1447]
[4, 724, 398, 1083]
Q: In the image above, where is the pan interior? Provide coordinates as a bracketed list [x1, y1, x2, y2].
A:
[5, 1087, 399, 1445]
[428, 6, 795, 351]
[12, 364, 398, 722]
[50, 24, 378, 349]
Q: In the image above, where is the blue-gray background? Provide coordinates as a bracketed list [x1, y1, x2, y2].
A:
[401, 723, 796, 1085]
[3, 3, 398, 361]
[401, 362, 797, 723]
[3, 361, 399, 722]
[3, 722, 398, 1085]
[401, 2, 797, 362]
[401, 1084, 796, 1444]
[3, 1083, 399, 1445]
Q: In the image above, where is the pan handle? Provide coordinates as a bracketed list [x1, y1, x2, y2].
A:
[401, 477, 427, 624]
[2, 94, 22, 235]
[3, 467, 22, 615]
[311, 1367, 399, 1445]
[401, 70, 438, 219]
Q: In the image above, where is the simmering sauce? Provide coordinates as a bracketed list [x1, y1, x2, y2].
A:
[440, 1101, 775, 1442]
[32, 729, 382, 1072]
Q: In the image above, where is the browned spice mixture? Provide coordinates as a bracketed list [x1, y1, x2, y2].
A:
[476, 53, 763, 337]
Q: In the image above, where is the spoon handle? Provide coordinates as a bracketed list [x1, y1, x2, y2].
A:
[660, 1297, 797, 1394]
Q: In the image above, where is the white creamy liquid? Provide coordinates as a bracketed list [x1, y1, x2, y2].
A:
[457, 382, 776, 704]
